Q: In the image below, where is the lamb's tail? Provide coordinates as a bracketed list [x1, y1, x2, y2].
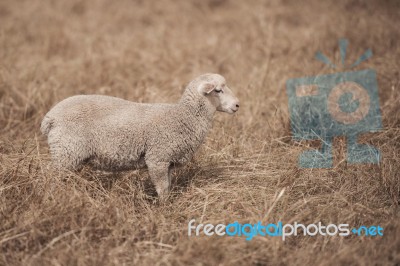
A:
[40, 115, 54, 136]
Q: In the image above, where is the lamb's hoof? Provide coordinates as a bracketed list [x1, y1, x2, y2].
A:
[157, 192, 171, 203]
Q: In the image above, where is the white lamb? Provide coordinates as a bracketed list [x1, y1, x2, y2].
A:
[41, 73, 240, 199]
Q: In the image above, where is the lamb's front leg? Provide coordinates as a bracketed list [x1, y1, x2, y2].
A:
[147, 162, 171, 201]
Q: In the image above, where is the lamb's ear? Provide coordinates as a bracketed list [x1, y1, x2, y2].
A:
[199, 83, 215, 95]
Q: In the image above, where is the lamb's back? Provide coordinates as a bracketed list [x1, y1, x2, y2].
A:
[42, 94, 175, 136]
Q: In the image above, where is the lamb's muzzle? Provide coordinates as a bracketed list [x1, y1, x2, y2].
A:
[41, 73, 239, 200]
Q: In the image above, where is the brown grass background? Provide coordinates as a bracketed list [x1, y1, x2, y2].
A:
[1, 0, 400, 265]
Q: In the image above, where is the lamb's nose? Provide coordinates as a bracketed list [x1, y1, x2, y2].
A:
[236, 104, 240, 108]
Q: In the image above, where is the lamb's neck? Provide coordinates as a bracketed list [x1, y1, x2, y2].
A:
[179, 88, 216, 124]
[174, 88, 216, 147]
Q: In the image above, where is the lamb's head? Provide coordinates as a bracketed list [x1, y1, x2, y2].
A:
[191, 73, 240, 114]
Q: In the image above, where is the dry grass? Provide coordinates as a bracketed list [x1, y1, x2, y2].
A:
[1, 0, 400, 265]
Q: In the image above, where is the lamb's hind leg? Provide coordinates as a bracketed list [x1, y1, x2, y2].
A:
[47, 129, 89, 171]
[147, 161, 171, 201]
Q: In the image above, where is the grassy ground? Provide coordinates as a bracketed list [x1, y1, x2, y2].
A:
[1, 0, 399, 265]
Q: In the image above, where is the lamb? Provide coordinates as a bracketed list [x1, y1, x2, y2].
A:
[41, 73, 240, 200]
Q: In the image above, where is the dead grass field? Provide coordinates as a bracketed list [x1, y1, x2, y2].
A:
[1, 0, 400, 265]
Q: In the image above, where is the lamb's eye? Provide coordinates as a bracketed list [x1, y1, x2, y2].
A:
[215, 89, 223, 93]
